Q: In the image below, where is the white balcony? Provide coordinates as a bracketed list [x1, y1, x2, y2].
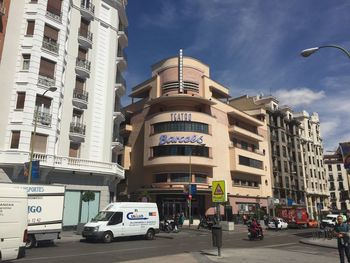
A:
[69, 122, 86, 143]
[42, 38, 59, 55]
[116, 50, 127, 71]
[113, 111, 125, 123]
[112, 139, 123, 152]
[38, 75, 56, 88]
[80, 0, 95, 20]
[75, 58, 91, 79]
[0, 150, 124, 177]
[72, 89, 89, 109]
[78, 28, 93, 49]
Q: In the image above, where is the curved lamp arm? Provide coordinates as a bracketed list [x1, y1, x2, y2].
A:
[301, 45, 350, 59]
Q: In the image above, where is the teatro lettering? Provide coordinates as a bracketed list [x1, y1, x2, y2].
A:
[159, 134, 205, 145]
[170, 112, 192, 122]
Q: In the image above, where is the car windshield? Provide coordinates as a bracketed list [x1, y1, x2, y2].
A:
[91, 211, 114, 222]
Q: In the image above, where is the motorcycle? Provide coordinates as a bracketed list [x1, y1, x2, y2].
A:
[247, 224, 264, 240]
[197, 217, 214, 230]
[160, 219, 175, 233]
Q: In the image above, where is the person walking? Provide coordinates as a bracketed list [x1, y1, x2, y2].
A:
[335, 215, 350, 263]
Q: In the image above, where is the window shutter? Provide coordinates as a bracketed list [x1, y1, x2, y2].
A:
[32, 133, 48, 153]
[26, 21, 35, 36]
[16, 92, 26, 109]
[39, 57, 56, 78]
[44, 24, 59, 41]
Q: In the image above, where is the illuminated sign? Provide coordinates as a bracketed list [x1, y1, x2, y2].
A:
[170, 112, 192, 122]
[159, 134, 205, 145]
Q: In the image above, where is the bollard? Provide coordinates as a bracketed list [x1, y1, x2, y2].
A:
[212, 224, 222, 256]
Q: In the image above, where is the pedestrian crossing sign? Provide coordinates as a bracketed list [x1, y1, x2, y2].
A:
[212, 180, 227, 203]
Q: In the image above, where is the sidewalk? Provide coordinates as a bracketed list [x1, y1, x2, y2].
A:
[299, 237, 337, 249]
[120, 248, 334, 263]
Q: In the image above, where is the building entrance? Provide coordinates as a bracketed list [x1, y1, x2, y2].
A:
[156, 194, 206, 220]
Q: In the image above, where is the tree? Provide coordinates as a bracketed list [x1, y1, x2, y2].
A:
[82, 191, 95, 222]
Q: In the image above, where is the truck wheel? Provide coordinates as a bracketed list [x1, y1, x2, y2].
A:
[26, 235, 36, 249]
[145, 229, 155, 240]
[102, 231, 113, 243]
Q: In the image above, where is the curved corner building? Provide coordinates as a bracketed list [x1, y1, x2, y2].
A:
[119, 54, 272, 219]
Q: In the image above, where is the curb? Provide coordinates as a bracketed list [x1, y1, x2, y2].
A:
[299, 238, 337, 249]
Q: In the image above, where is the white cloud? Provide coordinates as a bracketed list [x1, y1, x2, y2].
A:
[275, 88, 325, 107]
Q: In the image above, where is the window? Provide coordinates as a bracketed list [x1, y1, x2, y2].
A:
[69, 143, 80, 157]
[153, 145, 209, 158]
[195, 174, 207, 183]
[155, 174, 167, 183]
[153, 121, 209, 134]
[75, 77, 85, 91]
[39, 57, 56, 78]
[22, 54, 31, 70]
[26, 21, 35, 36]
[44, 24, 59, 41]
[10, 131, 20, 149]
[170, 173, 189, 183]
[328, 164, 332, 171]
[47, 0, 62, 16]
[31, 133, 48, 153]
[109, 212, 123, 225]
[337, 164, 341, 171]
[16, 92, 26, 110]
[238, 155, 263, 169]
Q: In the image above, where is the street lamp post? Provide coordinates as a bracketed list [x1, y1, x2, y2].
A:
[27, 87, 57, 184]
[301, 44, 350, 215]
[301, 45, 350, 59]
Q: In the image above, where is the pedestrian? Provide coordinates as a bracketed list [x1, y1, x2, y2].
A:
[179, 212, 185, 227]
[335, 215, 350, 263]
[274, 217, 279, 231]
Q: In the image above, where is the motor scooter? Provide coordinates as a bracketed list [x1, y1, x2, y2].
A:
[247, 224, 264, 240]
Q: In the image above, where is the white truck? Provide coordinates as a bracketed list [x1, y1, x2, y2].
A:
[82, 202, 160, 242]
[0, 185, 27, 261]
[0, 183, 65, 248]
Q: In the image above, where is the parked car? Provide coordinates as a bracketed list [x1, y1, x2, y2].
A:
[268, 218, 288, 229]
[320, 214, 346, 229]
[307, 219, 319, 228]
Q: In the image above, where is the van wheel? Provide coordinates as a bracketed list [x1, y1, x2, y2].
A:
[102, 231, 113, 243]
[26, 235, 36, 249]
[145, 229, 155, 240]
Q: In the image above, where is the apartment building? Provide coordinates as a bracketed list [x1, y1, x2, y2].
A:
[231, 96, 306, 209]
[0, 0, 126, 228]
[294, 111, 329, 219]
[324, 143, 350, 212]
[119, 53, 272, 219]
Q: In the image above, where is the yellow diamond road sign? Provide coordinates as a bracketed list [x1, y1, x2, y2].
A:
[212, 180, 227, 203]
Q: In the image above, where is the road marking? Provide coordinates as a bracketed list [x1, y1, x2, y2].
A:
[18, 245, 170, 262]
[262, 242, 298, 248]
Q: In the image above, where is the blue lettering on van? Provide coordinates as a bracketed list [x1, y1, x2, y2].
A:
[23, 186, 45, 193]
[126, 212, 148, 220]
[28, 206, 42, 213]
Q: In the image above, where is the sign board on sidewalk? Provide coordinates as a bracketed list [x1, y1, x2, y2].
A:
[212, 180, 227, 203]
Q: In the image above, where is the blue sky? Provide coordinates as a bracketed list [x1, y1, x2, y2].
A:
[124, 0, 350, 151]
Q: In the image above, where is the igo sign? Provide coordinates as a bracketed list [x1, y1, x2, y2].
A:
[28, 206, 42, 213]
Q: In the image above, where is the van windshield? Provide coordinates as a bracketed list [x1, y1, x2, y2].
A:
[91, 211, 114, 222]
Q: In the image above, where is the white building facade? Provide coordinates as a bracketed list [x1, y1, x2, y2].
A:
[294, 111, 329, 219]
[0, 0, 126, 228]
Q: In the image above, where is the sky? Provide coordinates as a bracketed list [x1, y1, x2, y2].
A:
[124, 0, 350, 151]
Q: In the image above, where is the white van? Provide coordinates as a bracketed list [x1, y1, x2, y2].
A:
[0, 186, 27, 261]
[82, 202, 159, 242]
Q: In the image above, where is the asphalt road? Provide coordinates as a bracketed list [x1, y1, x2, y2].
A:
[18, 228, 337, 263]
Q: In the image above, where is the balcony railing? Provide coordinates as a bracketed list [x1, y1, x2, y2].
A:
[42, 38, 59, 54]
[38, 75, 55, 88]
[231, 142, 265, 156]
[34, 111, 52, 126]
[73, 89, 89, 102]
[0, 150, 124, 176]
[76, 58, 91, 71]
[70, 122, 86, 135]
[79, 28, 93, 42]
[46, 9, 62, 23]
[80, 0, 95, 19]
